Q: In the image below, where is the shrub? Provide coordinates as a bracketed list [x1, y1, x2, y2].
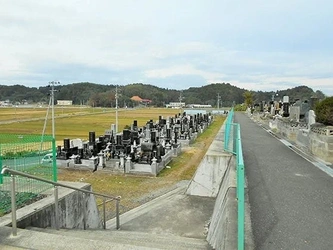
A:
[123, 124, 131, 130]
[315, 97, 333, 126]
[234, 104, 247, 111]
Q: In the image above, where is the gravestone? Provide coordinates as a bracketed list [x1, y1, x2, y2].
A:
[290, 106, 300, 122]
[308, 110, 316, 126]
[282, 96, 290, 117]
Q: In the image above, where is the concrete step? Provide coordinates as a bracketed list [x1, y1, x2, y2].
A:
[0, 244, 26, 250]
[27, 227, 211, 249]
[0, 226, 151, 250]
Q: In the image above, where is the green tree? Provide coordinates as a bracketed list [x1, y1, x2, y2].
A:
[0, 82, 327, 108]
[315, 97, 333, 125]
[243, 91, 254, 107]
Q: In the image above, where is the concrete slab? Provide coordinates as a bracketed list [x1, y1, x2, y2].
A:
[107, 181, 215, 239]
[120, 194, 215, 239]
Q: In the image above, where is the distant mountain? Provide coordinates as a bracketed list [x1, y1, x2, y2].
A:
[0, 82, 326, 107]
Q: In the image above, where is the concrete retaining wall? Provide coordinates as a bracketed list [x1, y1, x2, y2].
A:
[264, 117, 333, 164]
[296, 129, 310, 150]
[276, 119, 298, 141]
[309, 131, 333, 163]
[207, 156, 237, 250]
[0, 182, 102, 230]
[185, 151, 233, 197]
[186, 122, 232, 197]
[277, 122, 333, 164]
[185, 121, 238, 249]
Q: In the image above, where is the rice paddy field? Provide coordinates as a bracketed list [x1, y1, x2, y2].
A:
[0, 106, 225, 217]
[0, 106, 188, 142]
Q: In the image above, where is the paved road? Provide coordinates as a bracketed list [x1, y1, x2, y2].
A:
[235, 113, 333, 250]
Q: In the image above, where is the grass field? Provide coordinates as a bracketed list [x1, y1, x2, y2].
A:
[0, 107, 184, 142]
[0, 106, 226, 218]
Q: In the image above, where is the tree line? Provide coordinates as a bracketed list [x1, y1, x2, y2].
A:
[0, 82, 326, 108]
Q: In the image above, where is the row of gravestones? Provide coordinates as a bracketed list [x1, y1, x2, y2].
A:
[56, 111, 212, 169]
[256, 96, 317, 126]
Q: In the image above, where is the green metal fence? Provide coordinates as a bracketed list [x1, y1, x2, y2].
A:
[0, 134, 57, 215]
[224, 109, 245, 250]
[224, 109, 234, 153]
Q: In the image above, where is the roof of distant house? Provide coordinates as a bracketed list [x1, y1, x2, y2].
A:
[130, 96, 142, 102]
[141, 99, 152, 103]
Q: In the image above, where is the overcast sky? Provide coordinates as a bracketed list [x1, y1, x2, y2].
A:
[1, 0, 332, 95]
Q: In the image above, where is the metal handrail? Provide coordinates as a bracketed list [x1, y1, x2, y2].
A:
[235, 124, 245, 250]
[223, 111, 245, 250]
[1, 167, 121, 235]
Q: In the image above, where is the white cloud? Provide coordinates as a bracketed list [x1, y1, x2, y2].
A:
[226, 76, 333, 96]
[144, 64, 225, 80]
[0, 0, 332, 96]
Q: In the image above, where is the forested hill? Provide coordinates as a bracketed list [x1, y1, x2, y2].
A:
[0, 82, 326, 107]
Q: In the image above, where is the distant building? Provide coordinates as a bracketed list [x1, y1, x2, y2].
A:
[186, 104, 212, 108]
[0, 100, 11, 106]
[165, 102, 185, 108]
[141, 98, 152, 105]
[130, 96, 152, 105]
[57, 100, 73, 105]
[130, 96, 142, 102]
[184, 109, 207, 115]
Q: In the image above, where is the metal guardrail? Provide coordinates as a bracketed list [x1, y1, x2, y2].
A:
[224, 109, 245, 250]
[224, 109, 234, 152]
[1, 167, 121, 236]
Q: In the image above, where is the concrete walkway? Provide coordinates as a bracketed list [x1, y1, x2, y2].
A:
[235, 112, 333, 250]
[106, 180, 215, 240]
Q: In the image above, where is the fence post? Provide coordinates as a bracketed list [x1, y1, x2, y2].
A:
[103, 198, 106, 229]
[10, 174, 17, 236]
[116, 199, 120, 230]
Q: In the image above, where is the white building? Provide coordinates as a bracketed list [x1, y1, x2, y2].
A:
[187, 104, 212, 108]
[165, 102, 186, 108]
[57, 100, 73, 105]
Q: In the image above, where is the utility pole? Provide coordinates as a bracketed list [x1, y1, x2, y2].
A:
[115, 85, 119, 134]
[217, 93, 221, 109]
[179, 91, 183, 113]
[49, 81, 60, 139]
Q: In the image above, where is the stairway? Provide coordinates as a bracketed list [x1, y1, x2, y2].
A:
[0, 226, 211, 250]
[0, 179, 215, 249]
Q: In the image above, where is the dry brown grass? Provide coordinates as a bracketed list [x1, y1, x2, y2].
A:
[0, 107, 182, 141]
